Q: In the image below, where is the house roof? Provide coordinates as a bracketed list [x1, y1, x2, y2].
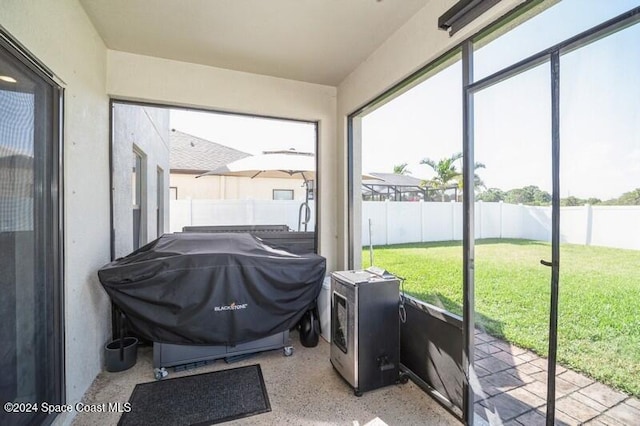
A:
[362, 172, 426, 200]
[362, 172, 423, 187]
[170, 129, 251, 174]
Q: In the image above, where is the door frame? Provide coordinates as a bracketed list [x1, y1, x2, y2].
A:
[462, 41, 560, 425]
[462, 9, 640, 423]
[0, 26, 65, 424]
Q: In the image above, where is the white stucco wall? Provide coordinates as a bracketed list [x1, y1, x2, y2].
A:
[106, 51, 338, 271]
[1, 0, 111, 421]
[112, 103, 170, 258]
[170, 174, 307, 201]
[336, 0, 525, 268]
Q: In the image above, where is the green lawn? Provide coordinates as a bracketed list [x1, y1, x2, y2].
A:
[362, 239, 640, 397]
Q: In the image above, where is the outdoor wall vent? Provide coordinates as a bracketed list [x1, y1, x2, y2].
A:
[438, 0, 503, 35]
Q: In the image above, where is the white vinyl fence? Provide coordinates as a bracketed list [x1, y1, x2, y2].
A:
[362, 201, 640, 250]
[170, 199, 316, 233]
[170, 199, 640, 251]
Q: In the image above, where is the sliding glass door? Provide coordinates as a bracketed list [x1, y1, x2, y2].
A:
[0, 36, 63, 425]
[471, 62, 553, 424]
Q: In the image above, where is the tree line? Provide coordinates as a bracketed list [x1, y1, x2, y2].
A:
[477, 186, 640, 206]
[393, 153, 640, 206]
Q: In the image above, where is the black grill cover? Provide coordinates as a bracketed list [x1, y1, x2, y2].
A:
[98, 233, 326, 345]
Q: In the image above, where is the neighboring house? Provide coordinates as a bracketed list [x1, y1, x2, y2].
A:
[169, 129, 307, 201]
[112, 103, 171, 257]
[362, 172, 427, 201]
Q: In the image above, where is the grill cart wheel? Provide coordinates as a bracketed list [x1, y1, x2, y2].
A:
[154, 367, 168, 380]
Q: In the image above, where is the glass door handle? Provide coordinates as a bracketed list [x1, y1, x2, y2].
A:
[540, 260, 553, 267]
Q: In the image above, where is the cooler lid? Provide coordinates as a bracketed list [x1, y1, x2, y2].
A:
[332, 267, 396, 285]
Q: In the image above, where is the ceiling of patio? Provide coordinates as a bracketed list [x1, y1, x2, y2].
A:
[79, 0, 430, 86]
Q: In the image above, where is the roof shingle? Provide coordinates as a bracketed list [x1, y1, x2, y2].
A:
[170, 129, 251, 173]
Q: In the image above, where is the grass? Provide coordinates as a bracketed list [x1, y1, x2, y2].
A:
[363, 239, 640, 397]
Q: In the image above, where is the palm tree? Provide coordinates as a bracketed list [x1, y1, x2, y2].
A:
[455, 161, 486, 201]
[420, 153, 462, 201]
[420, 152, 485, 201]
[393, 162, 411, 175]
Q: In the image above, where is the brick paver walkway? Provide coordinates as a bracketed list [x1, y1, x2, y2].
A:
[473, 330, 640, 425]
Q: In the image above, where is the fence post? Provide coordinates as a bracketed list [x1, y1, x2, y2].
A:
[499, 201, 504, 239]
[451, 200, 456, 241]
[420, 200, 425, 242]
[518, 203, 524, 239]
[477, 200, 483, 240]
[384, 199, 389, 246]
[585, 204, 593, 246]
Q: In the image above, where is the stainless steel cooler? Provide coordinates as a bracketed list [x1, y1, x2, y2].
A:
[330, 268, 400, 395]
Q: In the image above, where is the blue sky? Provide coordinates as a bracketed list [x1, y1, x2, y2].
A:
[362, 0, 640, 200]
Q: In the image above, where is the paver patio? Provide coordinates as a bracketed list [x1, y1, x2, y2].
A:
[473, 330, 640, 425]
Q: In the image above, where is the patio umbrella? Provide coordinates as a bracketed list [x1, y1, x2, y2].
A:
[199, 149, 316, 181]
[198, 149, 317, 231]
[198, 149, 381, 231]
[198, 148, 380, 181]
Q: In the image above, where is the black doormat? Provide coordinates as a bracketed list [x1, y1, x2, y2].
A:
[119, 364, 271, 426]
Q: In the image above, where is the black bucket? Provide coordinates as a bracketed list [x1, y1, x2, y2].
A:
[105, 337, 138, 372]
[299, 308, 320, 348]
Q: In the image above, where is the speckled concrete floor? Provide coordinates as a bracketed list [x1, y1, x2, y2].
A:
[72, 333, 459, 426]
